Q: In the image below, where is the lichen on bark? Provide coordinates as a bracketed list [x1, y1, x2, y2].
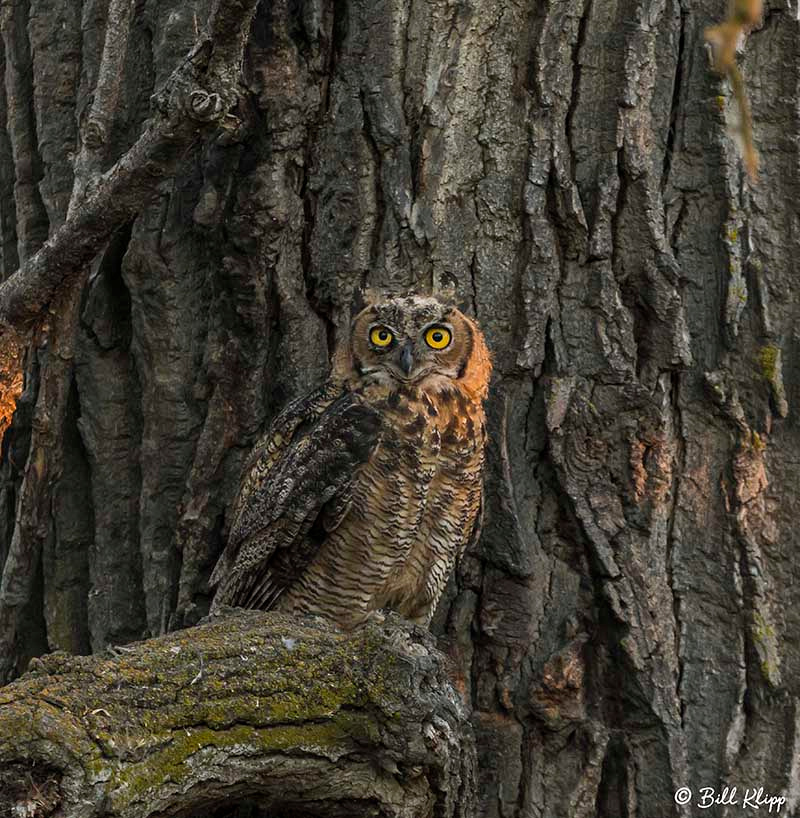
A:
[0, 610, 476, 818]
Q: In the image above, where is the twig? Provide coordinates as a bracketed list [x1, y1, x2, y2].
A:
[190, 645, 205, 685]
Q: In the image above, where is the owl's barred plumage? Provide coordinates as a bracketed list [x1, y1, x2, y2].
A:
[211, 295, 491, 628]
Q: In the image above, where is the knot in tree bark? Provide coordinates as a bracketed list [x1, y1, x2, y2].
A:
[188, 89, 225, 122]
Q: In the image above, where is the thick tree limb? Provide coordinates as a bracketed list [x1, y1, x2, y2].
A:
[0, 611, 476, 818]
[0, 0, 261, 330]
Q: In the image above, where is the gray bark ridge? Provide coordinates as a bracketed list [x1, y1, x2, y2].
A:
[0, 610, 476, 818]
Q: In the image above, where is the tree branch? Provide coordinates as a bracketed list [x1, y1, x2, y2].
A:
[0, 0, 261, 330]
[71, 0, 137, 201]
[0, 611, 476, 818]
[0, 0, 137, 685]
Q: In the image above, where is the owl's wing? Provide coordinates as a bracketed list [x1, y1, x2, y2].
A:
[210, 384, 382, 611]
[222, 381, 342, 556]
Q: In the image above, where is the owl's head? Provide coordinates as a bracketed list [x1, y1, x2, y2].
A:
[333, 295, 491, 399]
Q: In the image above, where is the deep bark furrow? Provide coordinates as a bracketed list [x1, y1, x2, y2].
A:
[665, 371, 686, 730]
[661, 0, 686, 191]
[0, 37, 19, 279]
[76, 334, 148, 650]
[75, 226, 148, 649]
[28, 0, 81, 228]
[42, 377, 92, 656]
[0, 0, 49, 264]
[565, 0, 592, 183]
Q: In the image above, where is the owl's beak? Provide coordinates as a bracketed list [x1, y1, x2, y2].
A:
[399, 340, 414, 376]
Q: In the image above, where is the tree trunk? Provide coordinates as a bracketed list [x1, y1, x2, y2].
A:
[1, 0, 799, 816]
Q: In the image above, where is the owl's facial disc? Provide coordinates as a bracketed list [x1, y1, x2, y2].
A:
[346, 297, 475, 387]
[364, 322, 457, 383]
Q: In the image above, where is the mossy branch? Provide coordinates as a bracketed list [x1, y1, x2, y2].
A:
[0, 611, 476, 818]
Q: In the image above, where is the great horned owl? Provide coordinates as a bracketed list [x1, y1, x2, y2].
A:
[210, 295, 491, 628]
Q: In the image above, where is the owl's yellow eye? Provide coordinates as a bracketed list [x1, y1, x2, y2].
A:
[370, 326, 394, 347]
[424, 326, 451, 350]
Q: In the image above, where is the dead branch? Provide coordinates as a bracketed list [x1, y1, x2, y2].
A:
[0, 0, 261, 331]
[0, 611, 476, 818]
[0, 0, 136, 685]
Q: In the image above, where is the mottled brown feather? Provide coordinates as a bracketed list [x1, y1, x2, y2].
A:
[211, 296, 491, 628]
[210, 386, 382, 610]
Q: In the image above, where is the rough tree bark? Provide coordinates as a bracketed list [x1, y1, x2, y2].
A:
[0, 611, 475, 817]
[1, 0, 799, 816]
